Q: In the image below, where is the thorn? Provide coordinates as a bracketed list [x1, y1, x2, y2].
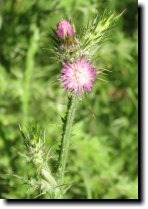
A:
[119, 9, 126, 17]
[63, 184, 72, 194]
[49, 123, 62, 127]
[46, 146, 54, 160]
[60, 116, 65, 123]
[43, 129, 46, 144]
[17, 152, 29, 159]
[97, 78, 109, 83]
[18, 124, 29, 147]
[99, 72, 108, 75]
[99, 68, 112, 72]
[34, 192, 45, 199]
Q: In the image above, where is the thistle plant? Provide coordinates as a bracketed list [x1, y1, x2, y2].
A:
[19, 124, 61, 198]
[53, 13, 121, 194]
[18, 12, 122, 199]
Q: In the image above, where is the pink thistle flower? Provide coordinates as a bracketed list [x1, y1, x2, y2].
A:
[56, 20, 74, 38]
[60, 56, 97, 95]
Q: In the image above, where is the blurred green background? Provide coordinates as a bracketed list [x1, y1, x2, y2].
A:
[0, 0, 138, 199]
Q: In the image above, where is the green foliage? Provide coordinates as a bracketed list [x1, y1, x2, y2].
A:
[0, 0, 138, 199]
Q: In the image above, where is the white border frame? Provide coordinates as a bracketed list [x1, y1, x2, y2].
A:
[0, 0, 145, 208]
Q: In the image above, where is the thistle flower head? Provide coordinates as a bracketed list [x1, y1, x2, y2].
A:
[60, 56, 97, 95]
[56, 20, 74, 38]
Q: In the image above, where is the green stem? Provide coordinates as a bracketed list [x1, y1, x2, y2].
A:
[41, 167, 57, 187]
[22, 24, 39, 128]
[57, 94, 78, 191]
[41, 166, 62, 199]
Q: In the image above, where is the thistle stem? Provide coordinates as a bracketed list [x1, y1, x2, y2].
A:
[57, 94, 78, 191]
[41, 166, 61, 199]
